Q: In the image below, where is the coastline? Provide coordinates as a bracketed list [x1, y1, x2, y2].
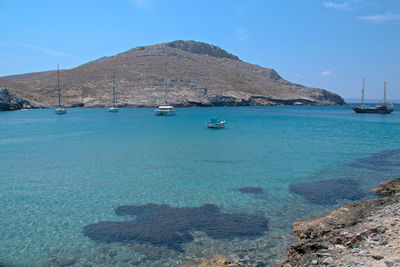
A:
[277, 177, 400, 267]
[188, 178, 400, 267]
[0, 101, 345, 111]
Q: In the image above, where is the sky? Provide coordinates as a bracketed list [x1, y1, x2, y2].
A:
[0, 0, 399, 100]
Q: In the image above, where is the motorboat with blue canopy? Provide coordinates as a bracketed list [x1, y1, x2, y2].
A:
[206, 119, 226, 128]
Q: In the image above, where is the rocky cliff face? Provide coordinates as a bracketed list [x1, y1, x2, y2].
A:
[166, 40, 240, 61]
[0, 40, 345, 107]
[0, 88, 37, 111]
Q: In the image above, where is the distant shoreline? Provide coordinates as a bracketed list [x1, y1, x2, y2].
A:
[1, 102, 348, 112]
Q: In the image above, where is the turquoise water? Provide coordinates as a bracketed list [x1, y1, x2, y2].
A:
[1, 106, 400, 266]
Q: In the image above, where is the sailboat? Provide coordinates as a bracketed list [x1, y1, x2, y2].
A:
[155, 63, 176, 116]
[352, 79, 394, 114]
[108, 72, 118, 112]
[55, 63, 67, 115]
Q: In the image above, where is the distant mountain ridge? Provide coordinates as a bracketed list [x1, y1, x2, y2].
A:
[0, 40, 345, 108]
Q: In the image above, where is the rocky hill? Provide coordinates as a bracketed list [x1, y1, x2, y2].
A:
[0, 40, 345, 107]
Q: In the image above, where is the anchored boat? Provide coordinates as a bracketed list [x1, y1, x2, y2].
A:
[155, 105, 176, 116]
[155, 64, 175, 116]
[352, 79, 394, 114]
[206, 119, 226, 129]
[108, 72, 118, 112]
[55, 63, 67, 115]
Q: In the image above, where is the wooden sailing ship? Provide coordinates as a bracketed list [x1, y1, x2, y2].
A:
[352, 79, 394, 114]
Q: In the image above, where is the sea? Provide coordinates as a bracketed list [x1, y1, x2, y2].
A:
[1, 106, 400, 266]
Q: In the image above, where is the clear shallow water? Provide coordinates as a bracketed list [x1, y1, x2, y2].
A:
[1, 106, 400, 266]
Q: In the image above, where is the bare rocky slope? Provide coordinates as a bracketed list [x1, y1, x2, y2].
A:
[0, 40, 345, 108]
[0, 88, 38, 111]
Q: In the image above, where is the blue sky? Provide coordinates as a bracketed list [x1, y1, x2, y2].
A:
[1, 0, 399, 99]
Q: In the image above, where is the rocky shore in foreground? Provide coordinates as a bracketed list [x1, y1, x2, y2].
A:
[189, 178, 400, 267]
[278, 177, 400, 267]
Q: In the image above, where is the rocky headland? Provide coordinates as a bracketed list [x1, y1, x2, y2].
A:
[0, 40, 345, 108]
[187, 178, 400, 267]
[0, 87, 40, 111]
[278, 177, 400, 267]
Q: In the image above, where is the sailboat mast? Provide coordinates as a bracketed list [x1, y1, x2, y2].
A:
[361, 78, 365, 107]
[163, 63, 167, 105]
[113, 71, 116, 107]
[383, 81, 387, 103]
[57, 63, 61, 107]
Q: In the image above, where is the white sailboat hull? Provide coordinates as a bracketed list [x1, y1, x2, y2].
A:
[55, 108, 67, 115]
[155, 106, 176, 116]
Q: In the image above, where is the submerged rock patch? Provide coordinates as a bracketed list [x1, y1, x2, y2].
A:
[238, 187, 264, 195]
[289, 179, 368, 205]
[83, 203, 268, 251]
[202, 159, 235, 164]
[348, 149, 400, 171]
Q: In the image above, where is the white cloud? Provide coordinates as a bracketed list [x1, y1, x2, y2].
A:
[357, 13, 400, 23]
[295, 73, 304, 78]
[16, 42, 83, 62]
[321, 70, 332, 76]
[236, 28, 248, 42]
[17, 42, 71, 57]
[323, 1, 351, 11]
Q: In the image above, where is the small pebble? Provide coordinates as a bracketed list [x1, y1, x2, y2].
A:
[323, 257, 334, 264]
[229, 254, 240, 263]
[379, 240, 388, 245]
[372, 255, 384, 260]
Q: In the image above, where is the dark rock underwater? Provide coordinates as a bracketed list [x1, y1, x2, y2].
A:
[288, 149, 400, 205]
[348, 149, 400, 171]
[238, 187, 265, 195]
[83, 203, 269, 251]
[289, 179, 369, 205]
